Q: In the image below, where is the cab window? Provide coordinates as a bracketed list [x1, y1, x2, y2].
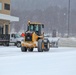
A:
[35, 25, 39, 31]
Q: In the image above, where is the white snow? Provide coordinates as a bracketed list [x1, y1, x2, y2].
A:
[0, 46, 76, 75]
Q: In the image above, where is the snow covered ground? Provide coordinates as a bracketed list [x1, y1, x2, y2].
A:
[0, 46, 76, 75]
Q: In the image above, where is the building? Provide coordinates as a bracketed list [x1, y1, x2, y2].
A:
[0, 0, 19, 34]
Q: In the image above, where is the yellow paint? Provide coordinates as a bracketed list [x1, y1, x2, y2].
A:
[21, 21, 44, 48]
[21, 42, 37, 48]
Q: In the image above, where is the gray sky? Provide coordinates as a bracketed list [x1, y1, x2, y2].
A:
[11, 0, 76, 11]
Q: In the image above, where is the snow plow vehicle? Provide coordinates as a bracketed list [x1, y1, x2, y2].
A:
[21, 21, 50, 52]
[44, 35, 59, 48]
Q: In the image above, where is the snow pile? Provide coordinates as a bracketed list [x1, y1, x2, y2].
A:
[59, 37, 76, 47]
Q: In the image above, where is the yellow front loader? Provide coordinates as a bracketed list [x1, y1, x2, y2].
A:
[21, 21, 50, 52]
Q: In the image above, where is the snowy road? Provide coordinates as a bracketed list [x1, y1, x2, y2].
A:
[0, 46, 76, 75]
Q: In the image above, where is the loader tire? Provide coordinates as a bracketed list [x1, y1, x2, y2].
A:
[21, 46, 27, 52]
[28, 48, 33, 52]
[44, 42, 50, 51]
[38, 39, 43, 52]
[43, 39, 50, 52]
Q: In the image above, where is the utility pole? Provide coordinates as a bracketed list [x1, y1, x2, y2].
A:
[67, 0, 70, 37]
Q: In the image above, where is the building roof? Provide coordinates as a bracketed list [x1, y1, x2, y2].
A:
[0, 13, 19, 22]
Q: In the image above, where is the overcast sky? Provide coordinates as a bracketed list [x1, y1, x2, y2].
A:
[11, 0, 76, 11]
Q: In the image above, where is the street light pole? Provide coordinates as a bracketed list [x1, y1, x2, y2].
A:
[67, 0, 70, 37]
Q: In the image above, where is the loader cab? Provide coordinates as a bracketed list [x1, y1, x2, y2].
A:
[27, 23, 44, 36]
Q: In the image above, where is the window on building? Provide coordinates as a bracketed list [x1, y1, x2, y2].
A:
[0, 2, 2, 10]
[4, 3, 10, 10]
